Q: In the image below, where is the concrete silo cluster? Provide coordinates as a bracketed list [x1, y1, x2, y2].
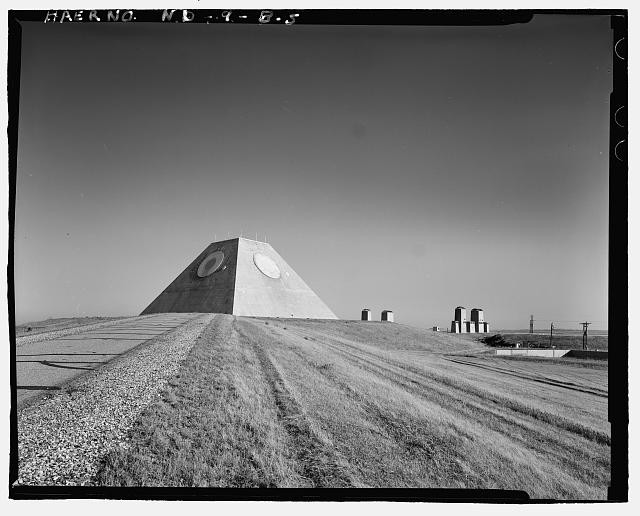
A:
[450, 306, 490, 333]
[361, 309, 394, 322]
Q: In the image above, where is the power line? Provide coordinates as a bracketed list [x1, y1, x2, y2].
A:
[528, 318, 607, 324]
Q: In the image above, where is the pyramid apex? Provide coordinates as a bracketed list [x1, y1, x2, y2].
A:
[238, 236, 263, 242]
[212, 236, 269, 243]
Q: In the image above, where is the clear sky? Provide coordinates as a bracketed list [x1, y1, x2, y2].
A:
[14, 14, 611, 329]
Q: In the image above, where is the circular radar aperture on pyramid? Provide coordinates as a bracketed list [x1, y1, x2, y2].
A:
[253, 252, 281, 279]
[196, 250, 225, 277]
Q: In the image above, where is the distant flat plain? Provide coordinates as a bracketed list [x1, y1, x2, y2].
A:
[481, 331, 609, 351]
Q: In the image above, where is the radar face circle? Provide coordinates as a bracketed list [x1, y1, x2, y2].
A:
[197, 251, 225, 277]
[253, 253, 281, 279]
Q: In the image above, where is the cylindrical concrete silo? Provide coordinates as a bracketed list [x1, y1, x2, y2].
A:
[381, 310, 394, 322]
[361, 309, 372, 321]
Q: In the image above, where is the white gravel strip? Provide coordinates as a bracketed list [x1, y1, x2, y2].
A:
[16, 315, 159, 347]
[15, 313, 215, 486]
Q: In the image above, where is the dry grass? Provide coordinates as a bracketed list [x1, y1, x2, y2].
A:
[96, 315, 609, 499]
[95, 316, 306, 487]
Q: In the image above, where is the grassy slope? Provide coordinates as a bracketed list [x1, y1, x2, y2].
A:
[96, 316, 609, 498]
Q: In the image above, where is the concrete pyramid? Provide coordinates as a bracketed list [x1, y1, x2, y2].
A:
[141, 237, 337, 319]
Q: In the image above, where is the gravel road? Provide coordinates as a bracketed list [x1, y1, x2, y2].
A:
[15, 313, 215, 486]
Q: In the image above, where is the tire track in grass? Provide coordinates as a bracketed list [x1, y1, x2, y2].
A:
[248, 321, 607, 495]
[236, 320, 607, 497]
[261, 322, 610, 479]
[95, 315, 309, 488]
[333, 334, 610, 447]
[243, 321, 470, 487]
[235, 319, 355, 488]
[489, 356, 608, 392]
[273, 324, 610, 496]
[444, 357, 607, 397]
[321, 333, 611, 485]
[308, 328, 610, 446]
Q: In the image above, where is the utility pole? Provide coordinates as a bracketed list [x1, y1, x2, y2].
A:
[550, 322, 554, 348]
[581, 322, 591, 350]
[530, 315, 534, 334]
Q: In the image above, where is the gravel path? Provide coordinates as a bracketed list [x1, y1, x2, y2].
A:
[15, 313, 215, 486]
[15, 314, 158, 347]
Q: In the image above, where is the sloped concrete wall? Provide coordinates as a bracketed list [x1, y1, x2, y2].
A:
[233, 239, 337, 319]
[141, 239, 238, 314]
[142, 237, 337, 319]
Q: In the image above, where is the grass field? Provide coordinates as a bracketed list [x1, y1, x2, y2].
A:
[94, 315, 609, 498]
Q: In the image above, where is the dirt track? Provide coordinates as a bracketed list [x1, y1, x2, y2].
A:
[443, 356, 608, 397]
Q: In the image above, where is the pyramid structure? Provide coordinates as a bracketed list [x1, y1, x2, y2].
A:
[141, 237, 337, 319]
